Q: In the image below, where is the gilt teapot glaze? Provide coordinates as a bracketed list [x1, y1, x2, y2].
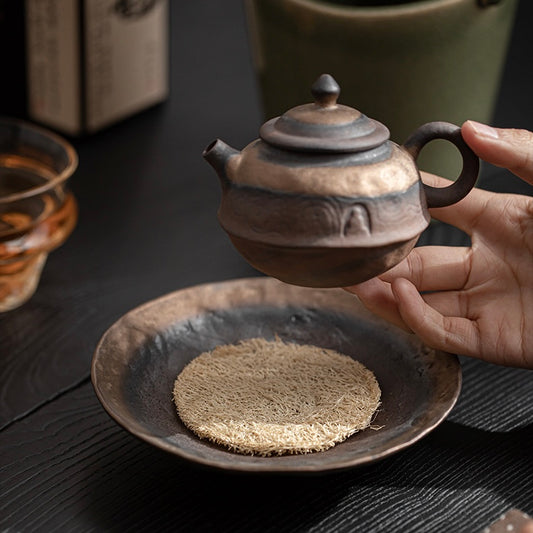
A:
[204, 74, 478, 288]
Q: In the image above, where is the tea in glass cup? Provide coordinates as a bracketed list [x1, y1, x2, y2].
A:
[0, 118, 78, 311]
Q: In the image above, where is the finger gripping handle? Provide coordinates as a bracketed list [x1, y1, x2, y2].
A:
[403, 121, 479, 208]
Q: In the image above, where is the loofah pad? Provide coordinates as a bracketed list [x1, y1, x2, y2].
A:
[173, 337, 381, 456]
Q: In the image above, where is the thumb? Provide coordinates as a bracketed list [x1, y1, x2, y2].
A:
[461, 120, 533, 185]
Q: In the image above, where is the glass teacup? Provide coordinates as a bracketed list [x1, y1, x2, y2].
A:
[0, 118, 78, 311]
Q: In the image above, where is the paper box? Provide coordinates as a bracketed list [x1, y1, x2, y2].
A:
[25, 0, 169, 135]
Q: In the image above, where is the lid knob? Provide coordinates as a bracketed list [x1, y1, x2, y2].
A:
[311, 74, 340, 107]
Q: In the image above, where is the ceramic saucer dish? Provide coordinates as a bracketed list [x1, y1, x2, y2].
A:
[91, 277, 461, 474]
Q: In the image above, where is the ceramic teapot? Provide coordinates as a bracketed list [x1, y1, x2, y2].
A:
[204, 74, 479, 288]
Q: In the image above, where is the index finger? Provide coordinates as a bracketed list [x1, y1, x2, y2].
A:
[462, 121, 533, 185]
[379, 245, 471, 292]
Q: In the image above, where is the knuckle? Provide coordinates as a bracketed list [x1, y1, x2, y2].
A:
[406, 250, 425, 287]
[523, 196, 533, 219]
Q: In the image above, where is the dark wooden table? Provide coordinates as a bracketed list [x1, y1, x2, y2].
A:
[1, 2, 532, 531]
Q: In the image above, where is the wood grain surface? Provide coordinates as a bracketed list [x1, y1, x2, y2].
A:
[1, 358, 531, 533]
[1, 1, 532, 531]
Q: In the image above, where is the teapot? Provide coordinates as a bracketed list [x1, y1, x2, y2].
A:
[204, 74, 478, 288]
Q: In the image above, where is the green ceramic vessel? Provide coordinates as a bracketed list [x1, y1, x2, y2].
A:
[245, 0, 518, 177]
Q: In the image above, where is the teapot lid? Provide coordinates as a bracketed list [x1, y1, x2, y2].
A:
[259, 74, 390, 154]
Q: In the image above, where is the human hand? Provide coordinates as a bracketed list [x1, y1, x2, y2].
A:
[345, 121, 533, 368]
[522, 520, 533, 533]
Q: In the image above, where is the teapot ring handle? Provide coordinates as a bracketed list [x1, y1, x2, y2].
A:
[403, 121, 479, 208]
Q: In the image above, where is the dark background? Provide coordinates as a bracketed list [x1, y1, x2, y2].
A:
[1, 1, 532, 531]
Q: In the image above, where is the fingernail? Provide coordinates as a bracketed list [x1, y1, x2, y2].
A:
[467, 120, 499, 139]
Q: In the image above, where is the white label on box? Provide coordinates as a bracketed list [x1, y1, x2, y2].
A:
[26, 0, 81, 135]
[84, 0, 169, 132]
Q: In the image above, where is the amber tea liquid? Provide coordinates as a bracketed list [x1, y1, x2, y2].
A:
[0, 158, 77, 311]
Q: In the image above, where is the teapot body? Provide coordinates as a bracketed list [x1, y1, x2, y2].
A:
[216, 138, 430, 287]
[203, 74, 478, 288]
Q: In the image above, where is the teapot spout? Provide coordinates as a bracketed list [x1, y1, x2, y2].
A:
[203, 139, 240, 189]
